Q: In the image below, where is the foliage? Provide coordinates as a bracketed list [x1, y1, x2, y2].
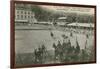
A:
[31, 6, 94, 23]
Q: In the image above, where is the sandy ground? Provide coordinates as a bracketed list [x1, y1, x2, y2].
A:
[15, 24, 94, 66]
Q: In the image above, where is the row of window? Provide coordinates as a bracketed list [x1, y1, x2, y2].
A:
[16, 10, 34, 15]
[16, 15, 34, 19]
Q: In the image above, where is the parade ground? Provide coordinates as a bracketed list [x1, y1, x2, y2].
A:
[15, 24, 94, 66]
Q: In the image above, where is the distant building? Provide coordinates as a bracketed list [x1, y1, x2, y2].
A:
[55, 17, 70, 26]
[15, 4, 37, 25]
[67, 23, 94, 30]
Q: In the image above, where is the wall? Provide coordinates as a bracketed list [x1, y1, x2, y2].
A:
[0, 0, 100, 69]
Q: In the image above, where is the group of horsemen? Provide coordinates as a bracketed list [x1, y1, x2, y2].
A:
[33, 32, 82, 63]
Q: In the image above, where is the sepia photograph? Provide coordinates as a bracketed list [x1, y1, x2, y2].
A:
[11, 1, 96, 68]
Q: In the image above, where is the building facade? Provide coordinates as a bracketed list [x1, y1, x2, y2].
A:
[15, 4, 37, 25]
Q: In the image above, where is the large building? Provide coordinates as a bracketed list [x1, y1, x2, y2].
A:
[15, 4, 37, 25]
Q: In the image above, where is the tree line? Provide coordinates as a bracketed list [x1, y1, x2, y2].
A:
[31, 5, 94, 23]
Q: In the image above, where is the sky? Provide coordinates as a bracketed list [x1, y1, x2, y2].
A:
[40, 5, 94, 15]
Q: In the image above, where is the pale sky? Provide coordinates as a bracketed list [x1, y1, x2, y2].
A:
[40, 5, 94, 15]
